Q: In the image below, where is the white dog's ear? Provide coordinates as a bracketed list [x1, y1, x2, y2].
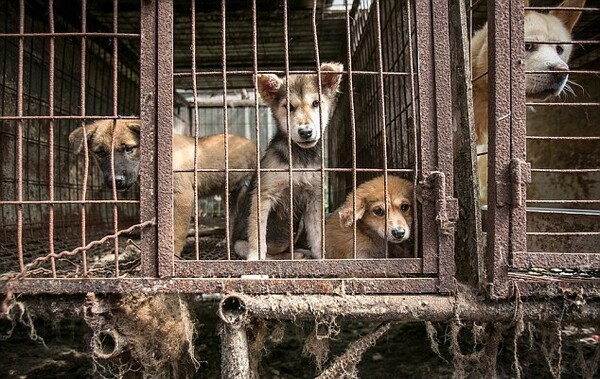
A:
[338, 198, 365, 228]
[319, 62, 344, 96]
[551, 0, 586, 33]
[69, 124, 97, 154]
[256, 74, 282, 105]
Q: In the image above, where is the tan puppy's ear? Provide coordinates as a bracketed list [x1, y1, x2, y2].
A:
[550, 0, 586, 33]
[338, 197, 365, 228]
[256, 74, 283, 105]
[68, 124, 97, 154]
[125, 119, 141, 134]
[319, 62, 344, 96]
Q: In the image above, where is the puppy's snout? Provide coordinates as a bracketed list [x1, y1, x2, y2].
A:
[391, 228, 406, 240]
[298, 127, 314, 140]
[547, 61, 569, 71]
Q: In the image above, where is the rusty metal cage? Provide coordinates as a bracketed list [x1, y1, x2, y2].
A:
[0, 0, 457, 295]
[470, 0, 600, 298]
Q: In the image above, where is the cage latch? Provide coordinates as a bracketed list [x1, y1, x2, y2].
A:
[510, 159, 531, 207]
[428, 171, 458, 235]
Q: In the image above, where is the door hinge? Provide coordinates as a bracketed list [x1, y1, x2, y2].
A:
[510, 158, 531, 207]
[427, 171, 458, 235]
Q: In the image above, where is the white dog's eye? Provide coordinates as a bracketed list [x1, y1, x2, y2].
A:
[312, 100, 319, 108]
[525, 43, 534, 52]
[401, 204, 410, 212]
[556, 45, 564, 55]
[373, 207, 385, 217]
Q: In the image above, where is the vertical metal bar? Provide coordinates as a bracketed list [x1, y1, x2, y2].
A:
[431, 0, 455, 292]
[486, 0, 512, 298]
[140, 0, 159, 277]
[48, 0, 57, 277]
[405, 0, 420, 260]
[191, 0, 200, 260]
[251, 0, 262, 261]
[283, 0, 293, 260]
[344, 0, 358, 259]
[111, 0, 120, 277]
[414, 0, 438, 273]
[16, 0, 25, 273]
[311, 0, 325, 258]
[157, 0, 174, 276]
[221, 0, 231, 259]
[373, 0, 389, 257]
[80, 0, 89, 276]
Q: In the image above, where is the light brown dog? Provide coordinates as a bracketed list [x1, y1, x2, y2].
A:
[69, 119, 257, 257]
[325, 176, 415, 259]
[472, 0, 585, 204]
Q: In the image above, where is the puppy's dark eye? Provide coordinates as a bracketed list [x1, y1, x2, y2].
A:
[556, 45, 564, 55]
[525, 43, 534, 52]
[312, 100, 319, 108]
[401, 204, 410, 212]
[95, 148, 108, 158]
[373, 207, 385, 217]
[283, 104, 296, 113]
[124, 146, 135, 154]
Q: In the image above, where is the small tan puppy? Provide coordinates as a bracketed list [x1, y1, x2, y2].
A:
[325, 176, 414, 259]
[472, 0, 585, 204]
[69, 119, 257, 257]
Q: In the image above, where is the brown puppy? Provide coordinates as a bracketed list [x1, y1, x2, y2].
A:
[325, 176, 414, 259]
[232, 62, 344, 260]
[69, 119, 257, 257]
[471, 0, 585, 204]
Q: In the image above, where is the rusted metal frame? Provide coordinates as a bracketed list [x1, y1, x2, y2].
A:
[0, 200, 139, 205]
[512, 253, 600, 270]
[430, 0, 456, 293]
[526, 102, 600, 107]
[173, 258, 423, 277]
[251, 0, 262, 262]
[190, 0, 201, 260]
[48, 0, 57, 277]
[0, 277, 440, 295]
[283, 0, 294, 260]
[139, 0, 159, 278]
[231, 292, 600, 322]
[174, 70, 413, 77]
[0, 32, 140, 38]
[0, 115, 140, 121]
[508, 0, 528, 294]
[414, 0, 439, 276]
[485, 0, 512, 299]
[156, 0, 175, 277]
[448, 0, 483, 289]
[507, 279, 600, 298]
[79, 0, 90, 277]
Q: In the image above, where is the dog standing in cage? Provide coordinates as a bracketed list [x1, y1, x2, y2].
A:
[232, 62, 344, 260]
[471, 0, 585, 204]
[325, 175, 415, 259]
[69, 119, 257, 257]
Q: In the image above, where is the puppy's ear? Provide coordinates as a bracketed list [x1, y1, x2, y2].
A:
[319, 62, 344, 96]
[68, 124, 97, 154]
[338, 197, 365, 228]
[125, 120, 141, 134]
[551, 0, 586, 33]
[256, 74, 282, 105]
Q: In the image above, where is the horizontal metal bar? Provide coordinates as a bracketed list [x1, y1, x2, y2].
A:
[172, 167, 415, 174]
[530, 168, 600, 173]
[526, 102, 600, 107]
[0, 277, 440, 295]
[0, 200, 139, 205]
[0, 32, 140, 38]
[512, 252, 600, 270]
[525, 6, 599, 11]
[525, 202, 600, 209]
[173, 259, 427, 278]
[234, 290, 600, 322]
[526, 231, 600, 236]
[506, 278, 600, 298]
[527, 136, 600, 140]
[173, 70, 415, 77]
[0, 115, 140, 121]
[523, 40, 600, 45]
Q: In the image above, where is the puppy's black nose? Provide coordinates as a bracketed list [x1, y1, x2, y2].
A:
[391, 228, 405, 240]
[298, 127, 314, 139]
[113, 175, 126, 188]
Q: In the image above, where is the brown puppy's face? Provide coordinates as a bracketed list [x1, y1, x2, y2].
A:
[69, 120, 141, 191]
[338, 176, 414, 243]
